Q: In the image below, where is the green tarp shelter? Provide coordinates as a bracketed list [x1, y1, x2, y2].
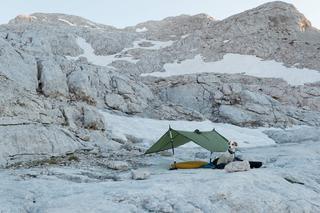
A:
[145, 128, 229, 154]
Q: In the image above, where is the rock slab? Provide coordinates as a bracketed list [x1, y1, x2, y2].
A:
[224, 160, 250, 172]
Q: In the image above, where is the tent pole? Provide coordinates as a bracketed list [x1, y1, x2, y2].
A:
[209, 151, 213, 163]
[169, 126, 176, 168]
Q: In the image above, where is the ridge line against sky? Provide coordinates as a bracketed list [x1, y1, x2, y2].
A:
[1, 0, 319, 29]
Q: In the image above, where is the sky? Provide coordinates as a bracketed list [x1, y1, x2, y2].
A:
[1, 0, 319, 29]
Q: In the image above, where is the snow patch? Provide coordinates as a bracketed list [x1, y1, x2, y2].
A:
[67, 37, 139, 67]
[181, 34, 190, 39]
[136, 27, 148, 32]
[141, 54, 320, 85]
[58, 18, 76, 26]
[67, 36, 175, 67]
[101, 111, 276, 148]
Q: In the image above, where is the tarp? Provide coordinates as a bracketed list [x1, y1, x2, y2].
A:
[145, 128, 229, 154]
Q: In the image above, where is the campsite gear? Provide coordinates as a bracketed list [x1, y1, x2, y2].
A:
[201, 162, 216, 169]
[209, 151, 213, 163]
[169, 127, 177, 168]
[145, 128, 229, 154]
[210, 157, 263, 169]
[234, 157, 263, 168]
[170, 161, 208, 169]
[224, 160, 251, 172]
[171, 159, 262, 170]
[248, 161, 262, 168]
[145, 127, 229, 168]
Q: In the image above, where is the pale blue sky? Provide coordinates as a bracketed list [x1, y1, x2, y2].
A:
[1, 0, 319, 29]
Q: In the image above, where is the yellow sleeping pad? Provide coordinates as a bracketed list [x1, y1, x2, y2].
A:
[170, 161, 208, 169]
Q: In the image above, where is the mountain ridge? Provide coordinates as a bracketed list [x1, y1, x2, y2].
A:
[5, 1, 318, 31]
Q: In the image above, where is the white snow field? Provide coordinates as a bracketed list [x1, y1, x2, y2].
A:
[66, 37, 139, 67]
[58, 18, 76, 26]
[135, 27, 148, 32]
[142, 54, 320, 85]
[67, 37, 174, 67]
[102, 111, 276, 148]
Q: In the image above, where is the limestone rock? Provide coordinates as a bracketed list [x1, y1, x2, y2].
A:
[67, 70, 96, 104]
[0, 38, 37, 91]
[107, 161, 129, 171]
[219, 105, 259, 126]
[130, 13, 215, 40]
[202, 1, 320, 70]
[75, 129, 91, 141]
[146, 73, 320, 127]
[83, 107, 106, 131]
[104, 93, 127, 111]
[131, 169, 151, 180]
[224, 160, 250, 172]
[60, 105, 83, 129]
[37, 59, 69, 97]
[0, 124, 82, 167]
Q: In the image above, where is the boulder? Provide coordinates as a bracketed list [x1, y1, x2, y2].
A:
[0, 38, 38, 91]
[60, 105, 83, 129]
[106, 161, 129, 171]
[83, 107, 106, 131]
[68, 70, 96, 103]
[224, 160, 250, 172]
[0, 124, 82, 167]
[104, 93, 127, 111]
[161, 83, 212, 117]
[37, 59, 69, 97]
[75, 129, 91, 141]
[240, 90, 272, 106]
[111, 76, 134, 95]
[219, 105, 259, 126]
[131, 169, 151, 180]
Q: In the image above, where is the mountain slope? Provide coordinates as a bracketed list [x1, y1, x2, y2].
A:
[0, 1, 319, 162]
[0, 1, 320, 129]
[201, 1, 320, 69]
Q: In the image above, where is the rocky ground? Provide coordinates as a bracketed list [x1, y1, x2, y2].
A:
[0, 1, 320, 212]
[1, 139, 320, 212]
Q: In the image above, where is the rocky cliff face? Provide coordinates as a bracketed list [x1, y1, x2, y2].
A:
[202, 1, 320, 69]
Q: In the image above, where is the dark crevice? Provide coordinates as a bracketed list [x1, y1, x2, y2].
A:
[61, 108, 69, 126]
[0, 74, 9, 80]
[284, 177, 304, 185]
[15, 49, 24, 59]
[36, 60, 44, 94]
[0, 122, 50, 127]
